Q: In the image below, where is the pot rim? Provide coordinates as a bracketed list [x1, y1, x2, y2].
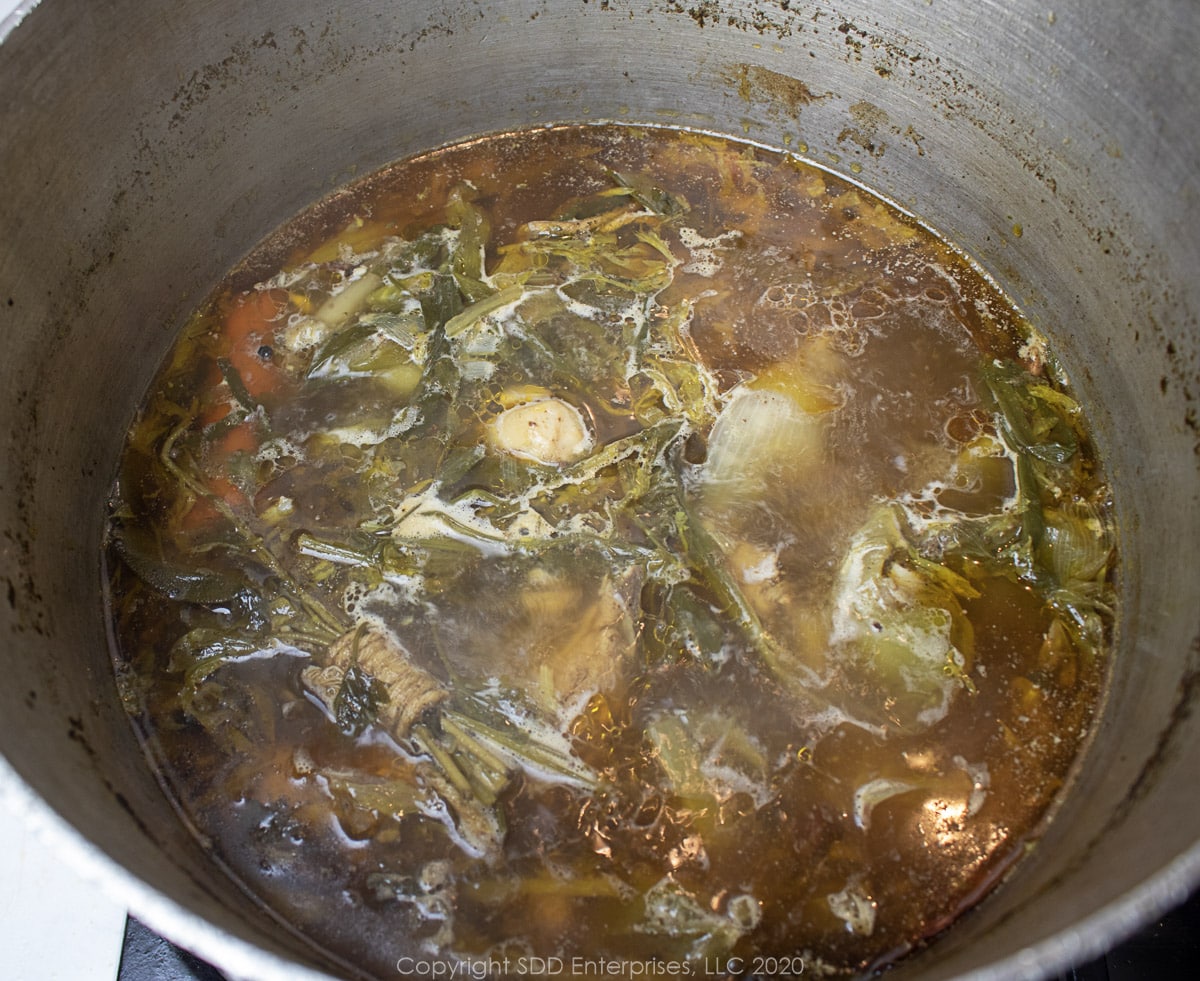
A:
[0, 754, 337, 981]
[0, 0, 37, 44]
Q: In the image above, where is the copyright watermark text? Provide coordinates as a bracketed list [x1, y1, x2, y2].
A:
[396, 954, 806, 978]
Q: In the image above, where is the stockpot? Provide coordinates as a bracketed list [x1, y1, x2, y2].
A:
[2, 1, 1198, 978]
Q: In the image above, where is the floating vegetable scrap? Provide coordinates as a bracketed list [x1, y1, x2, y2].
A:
[105, 124, 1116, 978]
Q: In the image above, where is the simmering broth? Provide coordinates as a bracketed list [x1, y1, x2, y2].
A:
[104, 124, 1115, 978]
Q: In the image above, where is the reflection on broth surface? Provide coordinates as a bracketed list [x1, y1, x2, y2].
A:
[104, 125, 1115, 978]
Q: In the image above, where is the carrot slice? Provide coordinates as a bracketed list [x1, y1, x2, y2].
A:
[181, 290, 290, 531]
[179, 417, 259, 531]
[221, 289, 287, 399]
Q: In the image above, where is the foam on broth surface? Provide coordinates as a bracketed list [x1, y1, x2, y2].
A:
[104, 124, 1115, 978]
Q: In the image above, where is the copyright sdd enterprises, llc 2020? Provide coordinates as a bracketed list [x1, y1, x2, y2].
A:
[394, 954, 808, 978]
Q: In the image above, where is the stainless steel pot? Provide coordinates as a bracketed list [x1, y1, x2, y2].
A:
[2, 1, 1198, 978]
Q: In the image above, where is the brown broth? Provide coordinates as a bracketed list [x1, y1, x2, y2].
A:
[104, 124, 1115, 979]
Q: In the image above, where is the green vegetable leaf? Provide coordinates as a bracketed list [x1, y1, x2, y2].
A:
[608, 169, 690, 217]
[110, 522, 249, 604]
[980, 359, 1078, 466]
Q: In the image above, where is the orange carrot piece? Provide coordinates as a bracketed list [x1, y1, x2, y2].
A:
[180, 418, 258, 530]
[182, 290, 289, 531]
[221, 290, 287, 399]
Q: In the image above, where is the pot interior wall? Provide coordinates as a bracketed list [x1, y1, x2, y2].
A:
[2, 2, 1198, 978]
